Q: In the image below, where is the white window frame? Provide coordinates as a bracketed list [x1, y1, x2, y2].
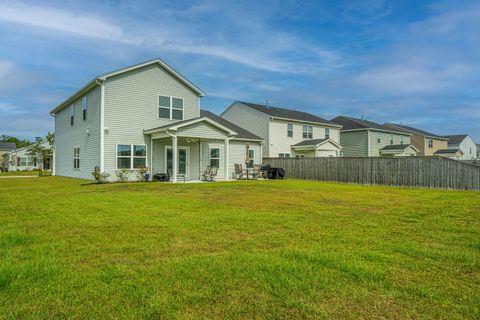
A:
[390, 134, 394, 145]
[248, 149, 255, 167]
[400, 136, 405, 145]
[287, 123, 293, 138]
[428, 139, 433, 148]
[325, 128, 330, 139]
[209, 146, 221, 168]
[165, 146, 190, 179]
[377, 132, 381, 143]
[302, 125, 313, 139]
[70, 104, 75, 126]
[157, 95, 184, 121]
[82, 96, 87, 121]
[116, 144, 147, 170]
[279, 153, 291, 158]
[73, 147, 80, 169]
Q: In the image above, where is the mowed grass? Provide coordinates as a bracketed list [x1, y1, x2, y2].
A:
[0, 177, 479, 319]
[0, 171, 41, 176]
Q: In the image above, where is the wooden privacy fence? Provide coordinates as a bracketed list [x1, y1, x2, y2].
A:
[263, 157, 480, 191]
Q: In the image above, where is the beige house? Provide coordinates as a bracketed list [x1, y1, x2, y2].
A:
[0, 142, 16, 168]
[384, 123, 448, 156]
[221, 101, 343, 158]
[331, 116, 416, 157]
[434, 149, 464, 160]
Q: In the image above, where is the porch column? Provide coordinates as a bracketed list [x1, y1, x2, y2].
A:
[224, 138, 229, 181]
[150, 136, 154, 179]
[172, 135, 177, 183]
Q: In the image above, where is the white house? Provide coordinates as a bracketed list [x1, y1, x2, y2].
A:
[6, 142, 52, 172]
[50, 59, 263, 182]
[441, 134, 477, 160]
[221, 101, 343, 158]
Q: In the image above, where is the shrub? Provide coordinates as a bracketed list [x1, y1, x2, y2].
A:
[135, 166, 149, 182]
[115, 169, 131, 182]
[92, 167, 110, 183]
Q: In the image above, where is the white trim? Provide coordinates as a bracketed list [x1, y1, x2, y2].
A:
[157, 94, 184, 121]
[341, 127, 412, 136]
[291, 138, 343, 150]
[73, 146, 80, 170]
[165, 146, 190, 180]
[100, 81, 105, 172]
[367, 130, 371, 156]
[144, 117, 238, 136]
[115, 143, 147, 170]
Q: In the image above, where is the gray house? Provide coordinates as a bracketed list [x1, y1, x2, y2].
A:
[221, 101, 343, 158]
[440, 134, 477, 160]
[50, 59, 263, 182]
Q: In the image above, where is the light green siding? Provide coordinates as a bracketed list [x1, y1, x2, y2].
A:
[340, 131, 368, 157]
[55, 85, 101, 179]
[176, 122, 228, 140]
[369, 131, 411, 156]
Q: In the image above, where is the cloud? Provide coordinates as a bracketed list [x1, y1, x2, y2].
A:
[0, 102, 27, 115]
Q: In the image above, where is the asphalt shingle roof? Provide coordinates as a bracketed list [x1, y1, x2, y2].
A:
[384, 123, 447, 139]
[237, 101, 340, 127]
[434, 148, 462, 154]
[331, 116, 407, 134]
[291, 139, 328, 147]
[380, 144, 413, 151]
[0, 142, 16, 151]
[441, 134, 468, 145]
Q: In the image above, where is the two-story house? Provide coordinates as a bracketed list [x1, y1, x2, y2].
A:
[331, 116, 418, 157]
[440, 134, 477, 160]
[383, 123, 449, 156]
[221, 101, 343, 158]
[50, 59, 263, 182]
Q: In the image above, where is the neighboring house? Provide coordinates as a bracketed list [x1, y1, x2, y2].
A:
[50, 58, 263, 182]
[331, 116, 417, 157]
[221, 101, 343, 158]
[6, 142, 52, 171]
[433, 148, 464, 160]
[384, 123, 449, 156]
[0, 142, 16, 168]
[441, 134, 477, 160]
[477, 144, 480, 159]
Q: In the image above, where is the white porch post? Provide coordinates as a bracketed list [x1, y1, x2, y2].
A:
[172, 135, 177, 183]
[150, 136, 154, 179]
[52, 145, 56, 176]
[224, 138, 230, 181]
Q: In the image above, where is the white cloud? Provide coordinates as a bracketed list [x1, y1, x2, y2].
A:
[0, 60, 16, 79]
[0, 102, 27, 115]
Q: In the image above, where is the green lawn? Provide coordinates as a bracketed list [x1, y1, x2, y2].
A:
[0, 170, 42, 176]
[1, 177, 479, 319]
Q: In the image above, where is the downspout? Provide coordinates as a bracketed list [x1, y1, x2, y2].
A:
[367, 129, 371, 157]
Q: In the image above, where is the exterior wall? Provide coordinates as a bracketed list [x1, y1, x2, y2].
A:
[176, 122, 228, 140]
[339, 131, 368, 157]
[54, 85, 101, 179]
[221, 103, 270, 157]
[6, 148, 38, 171]
[268, 119, 341, 158]
[477, 145, 480, 159]
[408, 133, 425, 155]
[368, 131, 411, 157]
[103, 63, 201, 179]
[458, 136, 477, 160]
[424, 138, 448, 156]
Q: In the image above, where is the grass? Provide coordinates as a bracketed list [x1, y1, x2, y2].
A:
[0, 170, 42, 176]
[0, 177, 479, 319]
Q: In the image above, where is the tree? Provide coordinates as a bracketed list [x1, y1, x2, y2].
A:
[26, 134, 53, 176]
[0, 134, 32, 149]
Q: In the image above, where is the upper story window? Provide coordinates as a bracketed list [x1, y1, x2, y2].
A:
[117, 144, 146, 169]
[390, 134, 394, 145]
[73, 147, 80, 169]
[287, 123, 293, 137]
[158, 95, 184, 120]
[82, 96, 87, 121]
[302, 125, 313, 139]
[400, 136, 405, 145]
[70, 105, 74, 126]
[325, 128, 330, 139]
[428, 139, 433, 148]
[376, 132, 381, 143]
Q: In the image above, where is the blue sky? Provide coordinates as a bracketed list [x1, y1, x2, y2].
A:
[0, 0, 479, 142]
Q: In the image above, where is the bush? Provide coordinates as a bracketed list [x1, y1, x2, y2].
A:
[135, 166, 149, 182]
[92, 167, 110, 183]
[115, 169, 131, 182]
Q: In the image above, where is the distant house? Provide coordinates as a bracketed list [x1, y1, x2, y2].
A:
[49, 58, 263, 182]
[221, 101, 343, 158]
[5, 142, 52, 171]
[331, 116, 417, 157]
[477, 144, 480, 159]
[0, 142, 16, 168]
[384, 123, 448, 156]
[441, 134, 477, 160]
[433, 148, 464, 160]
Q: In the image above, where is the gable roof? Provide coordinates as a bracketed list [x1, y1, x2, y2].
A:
[331, 116, 409, 134]
[50, 58, 205, 115]
[200, 110, 262, 141]
[380, 144, 417, 151]
[384, 123, 447, 140]
[441, 134, 469, 145]
[291, 138, 342, 149]
[0, 142, 16, 151]
[233, 101, 341, 127]
[434, 148, 464, 155]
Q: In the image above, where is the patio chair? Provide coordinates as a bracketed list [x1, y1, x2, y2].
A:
[204, 166, 218, 181]
[234, 164, 245, 180]
[201, 166, 211, 181]
[252, 164, 261, 178]
[167, 169, 186, 183]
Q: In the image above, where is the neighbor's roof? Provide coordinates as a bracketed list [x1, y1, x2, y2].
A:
[0, 142, 16, 151]
[384, 123, 447, 140]
[234, 101, 341, 127]
[50, 58, 205, 115]
[380, 144, 415, 151]
[434, 148, 463, 155]
[331, 116, 408, 134]
[291, 139, 329, 147]
[441, 134, 468, 145]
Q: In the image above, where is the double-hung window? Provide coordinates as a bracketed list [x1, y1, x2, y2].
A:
[158, 95, 184, 120]
[210, 148, 220, 168]
[400, 136, 405, 145]
[117, 144, 146, 169]
[248, 149, 254, 167]
[287, 123, 293, 137]
[82, 96, 87, 121]
[325, 128, 330, 139]
[428, 139, 433, 148]
[376, 132, 381, 143]
[302, 125, 313, 139]
[73, 148, 80, 169]
[279, 153, 291, 158]
[70, 105, 74, 126]
[390, 134, 394, 145]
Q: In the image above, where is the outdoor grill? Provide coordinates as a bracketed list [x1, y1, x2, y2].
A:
[260, 164, 285, 179]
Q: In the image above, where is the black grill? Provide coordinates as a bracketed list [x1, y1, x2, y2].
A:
[260, 164, 285, 179]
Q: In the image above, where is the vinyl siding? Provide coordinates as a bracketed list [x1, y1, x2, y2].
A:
[457, 136, 477, 160]
[103, 63, 201, 179]
[424, 138, 448, 156]
[409, 133, 425, 155]
[54, 85, 101, 179]
[221, 103, 270, 156]
[368, 131, 411, 156]
[339, 131, 368, 157]
[269, 119, 341, 157]
[176, 122, 229, 140]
